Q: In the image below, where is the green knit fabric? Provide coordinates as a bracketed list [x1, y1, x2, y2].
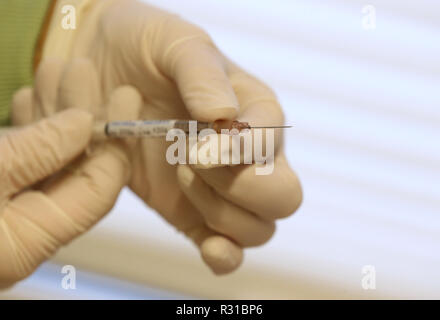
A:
[0, 0, 51, 126]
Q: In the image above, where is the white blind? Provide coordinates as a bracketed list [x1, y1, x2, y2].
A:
[2, 0, 439, 299]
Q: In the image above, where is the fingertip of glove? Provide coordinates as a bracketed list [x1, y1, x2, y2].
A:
[201, 236, 243, 275]
[107, 85, 143, 121]
[58, 108, 94, 131]
[51, 109, 94, 149]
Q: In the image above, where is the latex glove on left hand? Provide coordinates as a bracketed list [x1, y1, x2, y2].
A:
[0, 73, 142, 288]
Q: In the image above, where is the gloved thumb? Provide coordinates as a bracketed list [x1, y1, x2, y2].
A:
[158, 25, 238, 122]
[2, 109, 93, 197]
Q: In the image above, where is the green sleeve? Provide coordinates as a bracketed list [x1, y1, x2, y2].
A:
[0, 0, 52, 126]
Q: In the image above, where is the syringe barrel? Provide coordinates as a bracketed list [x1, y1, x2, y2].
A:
[104, 120, 212, 138]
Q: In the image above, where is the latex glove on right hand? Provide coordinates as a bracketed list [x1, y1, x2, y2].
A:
[37, 0, 303, 274]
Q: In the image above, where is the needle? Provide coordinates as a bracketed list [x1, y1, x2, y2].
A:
[250, 125, 293, 129]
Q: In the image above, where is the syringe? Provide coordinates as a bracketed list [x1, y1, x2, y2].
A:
[0, 119, 291, 141]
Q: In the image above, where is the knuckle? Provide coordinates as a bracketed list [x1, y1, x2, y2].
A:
[12, 87, 31, 106]
[112, 85, 140, 99]
[242, 221, 276, 247]
[203, 205, 232, 234]
[205, 213, 225, 232]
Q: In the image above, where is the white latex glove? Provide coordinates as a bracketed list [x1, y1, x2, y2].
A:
[37, 0, 303, 274]
[1, 63, 142, 287]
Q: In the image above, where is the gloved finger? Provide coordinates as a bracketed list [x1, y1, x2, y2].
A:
[177, 165, 275, 247]
[11, 87, 34, 126]
[57, 59, 102, 119]
[188, 65, 285, 169]
[34, 58, 65, 118]
[230, 63, 285, 151]
[158, 23, 238, 122]
[105, 86, 143, 152]
[194, 154, 302, 220]
[107, 86, 142, 121]
[0, 109, 93, 197]
[227, 63, 285, 128]
[200, 235, 243, 275]
[163, 195, 243, 275]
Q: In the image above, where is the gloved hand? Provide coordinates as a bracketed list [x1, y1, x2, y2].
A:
[34, 0, 303, 274]
[1, 64, 142, 287]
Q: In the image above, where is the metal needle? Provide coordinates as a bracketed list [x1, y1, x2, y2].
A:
[249, 125, 293, 129]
